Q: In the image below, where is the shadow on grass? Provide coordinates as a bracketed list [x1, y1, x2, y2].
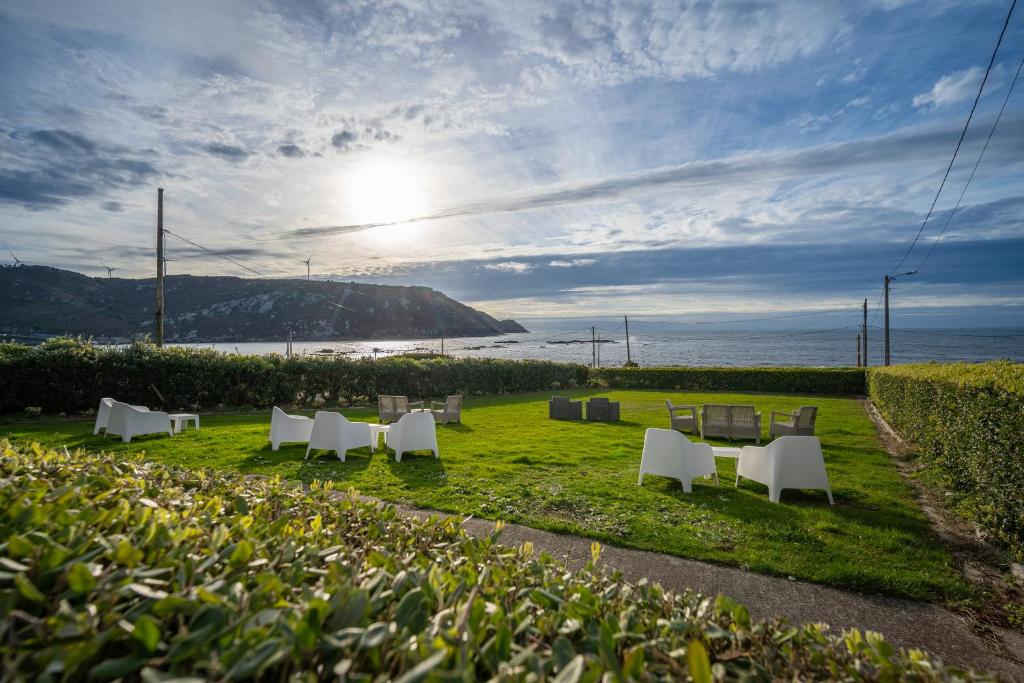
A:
[383, 449, 448, 489]
[441, 423, 474, 433]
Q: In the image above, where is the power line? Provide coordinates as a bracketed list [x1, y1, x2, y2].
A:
[868, 325, 1024, 339]
[916, 51, 1024, 271]
[631, 308, 856, 326]
[163, 229, 268, 276]
[889, 0, 1017, 275]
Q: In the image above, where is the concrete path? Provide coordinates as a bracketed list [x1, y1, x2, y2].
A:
[391, 502, 1024, 680]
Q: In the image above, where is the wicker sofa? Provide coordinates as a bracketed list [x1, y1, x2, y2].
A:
[700, 404, 761, 444]
[549, 396, 583, 420]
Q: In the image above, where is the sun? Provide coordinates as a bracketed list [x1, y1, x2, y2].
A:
[346, 158, 429, 229]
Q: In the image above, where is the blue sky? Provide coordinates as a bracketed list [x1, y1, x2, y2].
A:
[1, 0, 1022, 324]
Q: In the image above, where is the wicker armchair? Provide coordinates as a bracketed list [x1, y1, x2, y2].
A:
[770, 406, 817, 438]
[586, 397, 621, 422]
[378, 395, 423, 423]
[549, 396, 583, 420]
[666, 399, 697, 433]
[429, 395, 462, 424]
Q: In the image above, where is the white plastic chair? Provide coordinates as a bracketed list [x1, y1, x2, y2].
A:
[736, 436, 833, 504]
[94, 397, 150, 434]
[268, 407, 313, 451]
[638, 428, 718, 493]
[385, 411, 438, 462]
[105, 401, 172, 443]
[305, 411, 374, 461]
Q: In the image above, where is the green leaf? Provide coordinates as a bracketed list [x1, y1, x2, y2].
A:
[89, 656, 147, 680]
[114, 540, 143, 567]
[687, 641, 712, 683]
[360, 622, 389, 649]
[7, 533, 34, 557]
[67, 562, 96, 594]
[133, 615, 161, 653]
[226, 640, 286, 681]
[393, 649, 447, 683]
[552, 655, 585, 683]
[394, 588, 427, 632]
[14, 572, 45, 603]
[229, 540, 254, 566]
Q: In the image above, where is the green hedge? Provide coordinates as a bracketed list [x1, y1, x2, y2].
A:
[0, 442, 985, 680]
[868, 362, 1024, 562]
[0, 339, 588, 413]
[593, 366, 866, 395]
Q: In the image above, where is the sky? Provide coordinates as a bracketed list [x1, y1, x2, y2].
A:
[1, 0, 1023, 326]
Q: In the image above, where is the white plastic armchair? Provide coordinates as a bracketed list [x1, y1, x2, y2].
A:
[305, 411, 374, 461]
[736, 436, 833, 504]
[385, 411, 438, 462]
[638, 428, 718, 493]
[268, 406, 313, 451]
[94, 397, 151, 434]
[105, 401, 172, 443]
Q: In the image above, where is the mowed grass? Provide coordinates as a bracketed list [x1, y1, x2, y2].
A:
[1, 389, 965, 601]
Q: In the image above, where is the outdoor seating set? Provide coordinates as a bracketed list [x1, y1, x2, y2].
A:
[549, 396, 620, 422]
[93, 397, 198, 443]
[378, 394, 462, 424]
[270, 405, 439, 462]
[665, 401, 818, 444]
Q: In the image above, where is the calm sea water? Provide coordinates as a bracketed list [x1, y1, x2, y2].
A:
[179, 319, 1024, 367]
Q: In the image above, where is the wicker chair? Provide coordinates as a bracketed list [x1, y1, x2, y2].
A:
[549, 396, 582, 420]
[378, 395, 423, 423]
[700, 404, 761, 444]
[429, 395, 462, 424]
[770, 406, 817, 438]
[586, 397, 621, 422]
[666, 399, 697, 433]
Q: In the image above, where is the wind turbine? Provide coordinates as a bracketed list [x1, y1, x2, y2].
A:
[299, 254, 312, 280]
[8, 250, 22, 266]
[102, 263, 119, 278]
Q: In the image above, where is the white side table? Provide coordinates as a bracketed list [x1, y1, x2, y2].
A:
[711, 446, 740, 459]
[168, 413, 200, 434]
[369, 424, 390, 452]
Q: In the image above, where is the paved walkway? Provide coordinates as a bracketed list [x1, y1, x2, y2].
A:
[389, 502, 1023, 680]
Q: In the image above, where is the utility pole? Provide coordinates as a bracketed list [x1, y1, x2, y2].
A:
[155, 188, 164, 347]
[591, 326, 596, 368]
[862, 298, 868, 367]
[624, 315, 632, 366]
[441, 335, 445, 356]
[884, 271, 917, 366]
[856, 333, 862, 367]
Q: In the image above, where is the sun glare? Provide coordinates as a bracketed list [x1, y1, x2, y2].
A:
[346, 159, 429, 231]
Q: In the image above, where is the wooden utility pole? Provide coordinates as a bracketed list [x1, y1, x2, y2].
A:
[624, 315, 632, 366]
[862, 298, 868, 366]
[155, 188, 165, 347]
[883, 275, 890, 366]
[856, 333, 862, 367]
[591, 326, 596, 368]
[440, 335, 445, 356]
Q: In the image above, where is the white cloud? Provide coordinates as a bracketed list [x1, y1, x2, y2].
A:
[484, 261, 534, 273]
[913, 67, 984, 109]
[549, 258, 596, 267]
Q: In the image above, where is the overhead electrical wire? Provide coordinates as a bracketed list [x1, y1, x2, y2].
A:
[916, 51, 1024, 271]
[888, 0, 1017, 276]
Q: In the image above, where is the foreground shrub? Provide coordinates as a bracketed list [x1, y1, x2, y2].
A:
[593, 366, 866, 395]
[0, 339, 588, 413]
[0, 442, 986, 680]
[868, 362, 1024, 563]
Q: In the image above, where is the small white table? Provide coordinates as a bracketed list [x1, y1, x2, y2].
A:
[711, 446, 741, 459]
[369, 424, 390, 452]
[168, 413, 200, 434]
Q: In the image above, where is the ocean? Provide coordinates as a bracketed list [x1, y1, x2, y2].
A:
[180, 319, 1024, 367]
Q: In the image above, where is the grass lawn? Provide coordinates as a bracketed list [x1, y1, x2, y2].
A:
[0, 389, 965, 602]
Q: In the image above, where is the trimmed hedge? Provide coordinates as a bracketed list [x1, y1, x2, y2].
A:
[0, 339, 588, 414]
[593, 366, 866, 395]
[868, 362, 1024, 563]
[0, 442, 986, 680]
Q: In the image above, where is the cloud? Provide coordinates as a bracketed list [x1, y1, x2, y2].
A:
[913, 67, 985, 109]
[0, 129, 158, 209]
[276, 143, 304, 158]
[289, 117, 1024, 238]
[203, 142, 250, 161]
[101, 201, 124, 212]
[549, 258, 596, 267]
[484, 261, 534, 273]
